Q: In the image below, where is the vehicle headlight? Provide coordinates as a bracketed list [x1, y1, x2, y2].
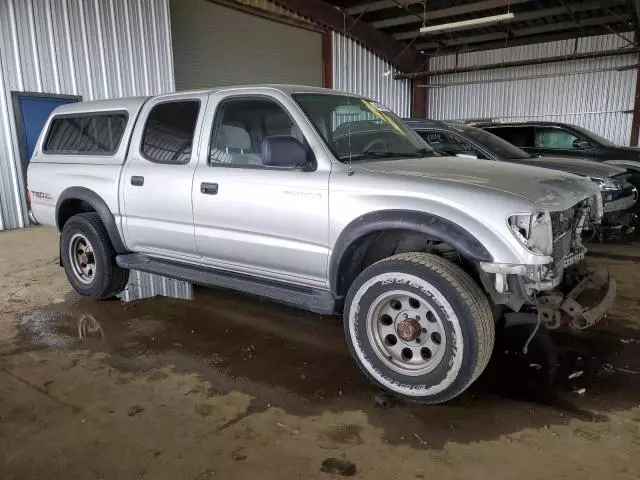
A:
[508, 212, 553, 256]
[591, 177, 623, 191]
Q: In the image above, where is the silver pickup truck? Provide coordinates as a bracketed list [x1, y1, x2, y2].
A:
[27, 85, 614, 403]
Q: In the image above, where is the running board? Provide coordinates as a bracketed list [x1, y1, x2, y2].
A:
[116, 253, 336, 315]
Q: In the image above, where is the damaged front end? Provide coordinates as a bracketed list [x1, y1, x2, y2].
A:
[479, 195, 616, 330]
[537, 268, 616, 330]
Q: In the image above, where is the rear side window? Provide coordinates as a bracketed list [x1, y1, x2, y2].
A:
[141, 101, 200, 164]
[534, 127, 579, 149]
[485, 126, 534, 148]
[44, 113, 127, 154]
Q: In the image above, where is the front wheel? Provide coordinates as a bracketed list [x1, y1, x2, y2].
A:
[344, 252, 495, 404]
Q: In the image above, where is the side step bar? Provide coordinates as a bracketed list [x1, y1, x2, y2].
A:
[116, 254, 336, 315]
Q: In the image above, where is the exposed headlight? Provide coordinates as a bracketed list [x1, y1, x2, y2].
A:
[508, 212, 553, 256]
[591, 177, 623, 191]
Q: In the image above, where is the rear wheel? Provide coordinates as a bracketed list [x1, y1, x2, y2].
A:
[61, 213, 129, 299]
[344, 252, 495, 404]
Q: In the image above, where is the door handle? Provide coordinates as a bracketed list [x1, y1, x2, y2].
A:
[200, 182, 218, 195]
[131, 176, 144, 186]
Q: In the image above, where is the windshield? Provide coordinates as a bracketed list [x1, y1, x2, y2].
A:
[293, 93, 434, 162]
[569, 124, 615, 147]
[449, 124, 532, 159]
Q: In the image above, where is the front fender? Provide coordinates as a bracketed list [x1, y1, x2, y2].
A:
[328, 210, 495, 295]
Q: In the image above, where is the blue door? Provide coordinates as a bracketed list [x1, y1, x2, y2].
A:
[14, 94, 80, 162]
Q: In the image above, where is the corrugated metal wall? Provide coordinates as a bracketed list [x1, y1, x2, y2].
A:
[332, 32, 412, 117]
[429, 34, 637, 146]
[231, 0, 318, 25]
[171, 0, 322, 89]
[0, 0, 175, 231]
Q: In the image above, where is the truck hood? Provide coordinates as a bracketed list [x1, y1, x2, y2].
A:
[502, 155, 625, 178]
[358, 157, 598, 211]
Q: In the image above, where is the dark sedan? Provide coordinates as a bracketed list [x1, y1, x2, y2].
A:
[404, 119, 637, 235]
[471, 120, 640, 197]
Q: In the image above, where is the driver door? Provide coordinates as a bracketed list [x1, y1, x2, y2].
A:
[191, 91, 330, 288]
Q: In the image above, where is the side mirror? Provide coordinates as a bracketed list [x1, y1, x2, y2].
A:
[261, 135, 310, 169]
[572, 138, 592, 150]
[455, 151, 478, 159]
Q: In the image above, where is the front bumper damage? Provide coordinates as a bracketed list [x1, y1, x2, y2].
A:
[538, 271, 616, 330]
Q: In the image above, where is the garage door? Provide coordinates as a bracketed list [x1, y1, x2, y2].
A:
[170, 0, 323, 90]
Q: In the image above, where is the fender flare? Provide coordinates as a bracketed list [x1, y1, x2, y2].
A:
[55, 187, 128, 254]
[329, 210, 493, 296]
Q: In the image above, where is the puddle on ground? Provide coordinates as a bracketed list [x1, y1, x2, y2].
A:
[15, 287, 640, 448]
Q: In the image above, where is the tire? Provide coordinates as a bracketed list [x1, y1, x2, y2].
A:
[343, 252, 495, 404]
[60, 213, 129, 299]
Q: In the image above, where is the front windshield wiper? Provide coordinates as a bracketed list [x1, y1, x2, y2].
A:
[416, 147, 437, 157]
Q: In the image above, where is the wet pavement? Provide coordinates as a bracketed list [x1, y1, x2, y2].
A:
[16, 285, 640, 449]
[3, 228, 640, 479]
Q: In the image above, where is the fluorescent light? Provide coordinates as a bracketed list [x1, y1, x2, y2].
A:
[419, 12, 515, 34]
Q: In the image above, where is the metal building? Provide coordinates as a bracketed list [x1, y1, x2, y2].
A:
[3, 0, 637, 233]
[428, 33, 637, 146]
[0, 0, 410, 231]
[0, 0, 174, 231]
[332, 32, 412, 118]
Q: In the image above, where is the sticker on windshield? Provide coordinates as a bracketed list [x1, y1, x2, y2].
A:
[369, 101, 393, 113]
[362, 100, 405, 136]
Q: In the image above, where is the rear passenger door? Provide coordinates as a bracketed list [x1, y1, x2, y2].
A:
[121, 93, 207, 259]
[191, 92, 330, 288]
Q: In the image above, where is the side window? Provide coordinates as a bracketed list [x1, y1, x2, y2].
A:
[141, 100, 200, 164]
[44, 113, 127, 154]
[486, 127, 534, 148]
[209, 97, 310, 168]
[535, 127, 579, 150]
[419, 131, 483, 157]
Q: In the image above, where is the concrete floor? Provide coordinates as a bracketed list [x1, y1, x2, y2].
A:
[1, 226, 640, 480]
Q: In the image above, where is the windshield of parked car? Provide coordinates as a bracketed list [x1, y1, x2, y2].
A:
[569, 124, 615, 147]
[450, 124, 533, 159]
[293, 93, 435, 162]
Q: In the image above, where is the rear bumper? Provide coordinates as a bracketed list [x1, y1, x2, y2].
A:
[538, 272, 616, 330]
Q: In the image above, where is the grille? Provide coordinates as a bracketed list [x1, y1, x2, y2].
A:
[550, 204, 581, 271]
[550, 207, 575, 236]
[552, 232, 571, 267]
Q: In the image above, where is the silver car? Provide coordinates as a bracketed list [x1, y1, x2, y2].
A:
[27, 85, 614, 403]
